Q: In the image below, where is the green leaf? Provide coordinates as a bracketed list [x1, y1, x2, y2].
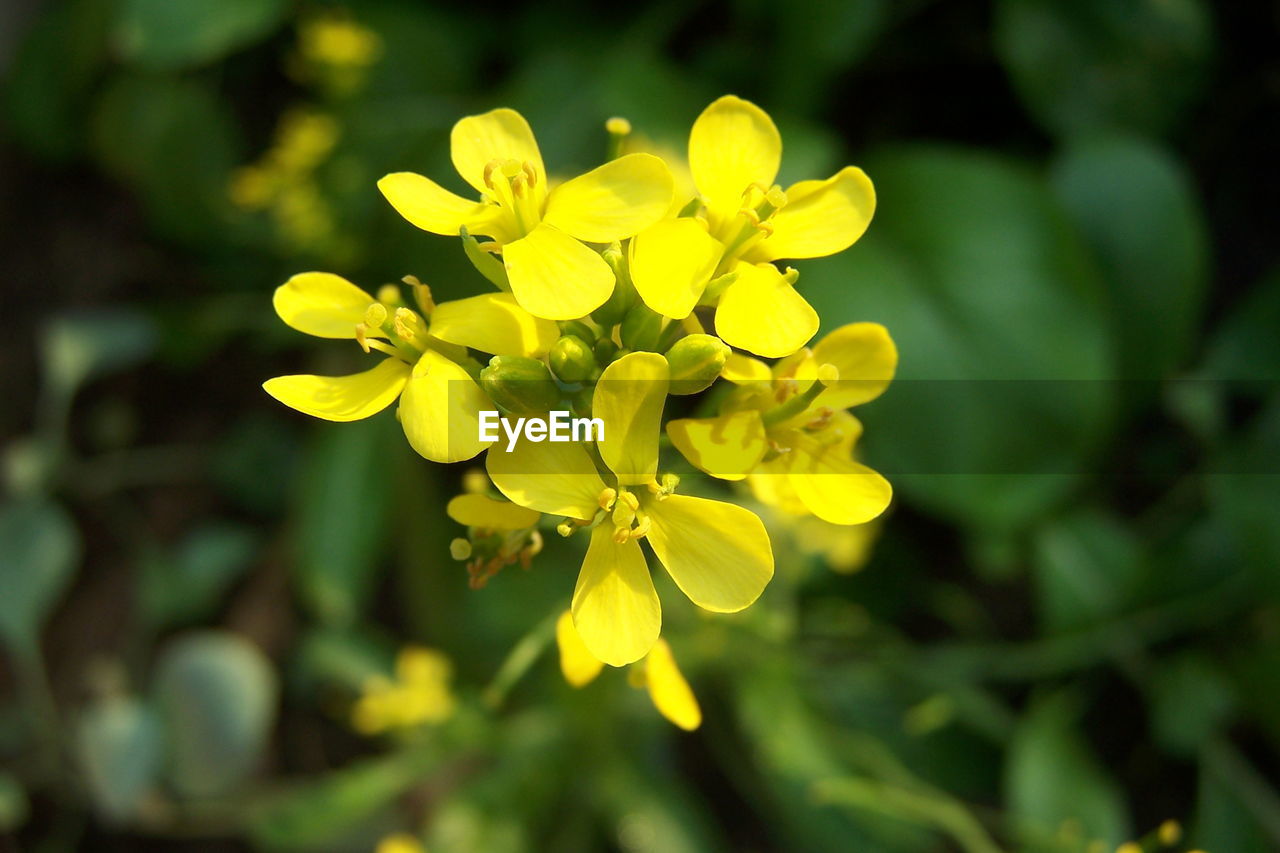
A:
[1006, 695, 1129, 848]
[76, 695, 163, 822]
[292, 416, 397, 626]
[802, 146, 1114, 533]
[1149, 654, 1235, 757]
[42, 308, 157, 403]
[1192, 743, 1280, 853]
[1031, 509, 1142, 632]
[1207, 396, 1280, 594]
[1, 0, 114, 161]
[153, 632, 277, 798]
[0, 500, 80, 654]
[0, 772, 29, 833]
[90, 73, 240, 245]
[114, 0, 287, 69]
[141, 522, 259, 629]
[250, 750, 433, 851]
[1050, 134, 1209, 380]
[994, 0, 1213, 138]
[1202, 267, 1280, 383]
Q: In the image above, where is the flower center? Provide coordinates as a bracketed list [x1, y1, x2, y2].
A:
[483, 158, 542, 237]
[716, 183, 788, 268]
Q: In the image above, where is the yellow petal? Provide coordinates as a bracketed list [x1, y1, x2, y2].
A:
[263, 358, 409, 421]
[555, 610, 604, 687]
[450, 107, 545, 195]
[645, 495, 773, 612]
[572, 527, 660, 667]
[487, 435, 606, 520]
[643, 639, 701, 730]
[629, 218, 723, 318]
[747, 456, 809, 516]
[397, 350, 493, 463]
[543, 153, 674, 243]
[595, 352, 669, 486]
[666, 410, 766, 481]
[446, 493, 540, 530]
[749, 166, 876, 261]
[721, 351, 772, 384]
[502, 224, 614, 320]
[376, 171, 510, 240]
[786, 434, 893, 525]
[810, 322, 898, 409]
[715, 263, 818, 358]
[429, 293, 560, 357]
[688, 95, 781, 223]
[272, 272, 374, 339]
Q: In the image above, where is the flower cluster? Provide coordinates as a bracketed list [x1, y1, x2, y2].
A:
[265, 96, 897, 710]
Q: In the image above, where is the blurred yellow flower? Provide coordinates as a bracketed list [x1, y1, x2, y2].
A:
[668, 322, 896, 525]
[378, 108, 674, 320]
[263, 271, 555, 462]
[487, 352, 773, 665]
[555, 611, 701, 730]
[375, 834, 426, 853]
[352, 647, 456, 735]
[298, 15, 382, 69]
[629, 95, 876, 358]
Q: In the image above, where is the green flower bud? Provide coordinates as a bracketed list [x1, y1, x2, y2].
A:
[558, 320, 597, 345]
[593, 338, 619, 365]
[479, 356, 560, 416]
[592, 243, 634, 327]
[665, 334, 730, 395]
[620, 303, 665, 352]
[548, 335, 595, 383]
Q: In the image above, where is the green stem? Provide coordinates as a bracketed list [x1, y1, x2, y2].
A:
[481, 608, 559, 710]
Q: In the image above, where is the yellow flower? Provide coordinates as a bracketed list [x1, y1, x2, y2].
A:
[667, 322, 896, 525]
[555, 611, 701, 730]
[351, 647, 456, 735]
[375, 835, 426, 853]
[378, 108, 674, 321]
[629, 95, 876, 358]
[263, 271, 556, 462]
[487, 352, 774, 666]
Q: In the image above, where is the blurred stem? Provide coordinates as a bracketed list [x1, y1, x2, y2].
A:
[1204, 736, 1280, 845]
[481, 608, 558, 710]
[812, 776, 1002, 853]
[911, 574, 1249, 682]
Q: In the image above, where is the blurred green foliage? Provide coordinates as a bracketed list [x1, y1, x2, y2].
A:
[2, 0, 1278, 851]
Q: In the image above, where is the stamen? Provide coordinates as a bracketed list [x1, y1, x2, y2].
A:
[482, 159, 504, 190]
[597, 488, 617, 511]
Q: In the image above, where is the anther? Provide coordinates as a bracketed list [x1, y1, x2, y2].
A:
[630, 515, 652, 539]
[482, 159, 503, 190]
[598, 488, 617, 511]
[521, 160, 537, 187]
[556, 520, 575, 538]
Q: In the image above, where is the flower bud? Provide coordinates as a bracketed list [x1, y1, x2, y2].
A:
[548, 335, 595, 384]
[558, 320, 596, 344]
[478, 356, 560, 416]
[593, 338, 619, 365]
[664, 334, 729, 395]
[620, 303, 665, 352]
